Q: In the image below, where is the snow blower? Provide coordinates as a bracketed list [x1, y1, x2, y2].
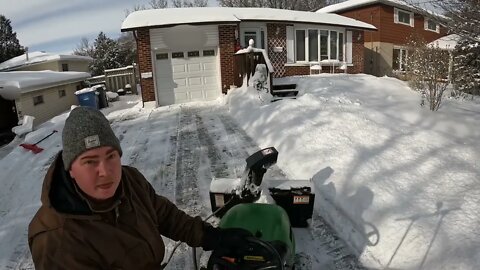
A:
[205, 147, 312, 270]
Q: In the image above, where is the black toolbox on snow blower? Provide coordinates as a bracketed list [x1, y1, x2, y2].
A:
[268, 180, 315, 228]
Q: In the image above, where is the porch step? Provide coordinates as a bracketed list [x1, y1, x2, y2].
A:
[271, 83, 298, 97]
[271, 96, 297, 103]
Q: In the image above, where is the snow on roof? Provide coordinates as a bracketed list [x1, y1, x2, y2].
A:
[0, 51, 93, 72]
[0, 71, 91, 100]
[122, 7, 376, 31]
[428, 34, 460, 50]
[317, 0, 444, 18]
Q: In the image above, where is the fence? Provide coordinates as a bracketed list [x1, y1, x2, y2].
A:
[87, 65, 138, 94]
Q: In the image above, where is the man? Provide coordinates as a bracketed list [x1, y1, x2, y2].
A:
[28, 106, 250, 269]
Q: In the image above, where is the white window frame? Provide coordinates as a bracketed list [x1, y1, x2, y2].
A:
[394, 8, 414, 27]
[294, 28, 345, 63]
[393, 47, 408, 72]
[424, 18, 440, 33]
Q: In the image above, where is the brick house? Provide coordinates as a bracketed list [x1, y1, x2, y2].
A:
[121, 7, 376, 106]
[318, 0, 448, 77]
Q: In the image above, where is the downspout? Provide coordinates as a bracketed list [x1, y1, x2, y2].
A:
[132, 30, 144, 108]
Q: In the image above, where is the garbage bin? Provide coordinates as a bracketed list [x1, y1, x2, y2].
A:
[93, 85, 108, 109]
[268, 180, 315, 227]
[75, 88, 99, 109]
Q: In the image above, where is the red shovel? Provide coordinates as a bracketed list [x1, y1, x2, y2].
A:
[20, 130, 58, 154]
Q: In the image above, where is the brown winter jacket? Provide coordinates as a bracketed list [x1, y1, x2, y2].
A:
[28, 152, 208, 270]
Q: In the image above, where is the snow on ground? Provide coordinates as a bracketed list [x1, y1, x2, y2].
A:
[227, 74, 480, 269]
[0, 74, 478, 270]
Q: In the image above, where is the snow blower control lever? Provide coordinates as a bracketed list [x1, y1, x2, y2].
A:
[239, 147, 278, 201]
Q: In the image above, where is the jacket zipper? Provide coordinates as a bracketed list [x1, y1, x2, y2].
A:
[114, 205, 120, 225]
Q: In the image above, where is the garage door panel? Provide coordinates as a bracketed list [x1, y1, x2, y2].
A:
[188, 77, 203, 86]
[203, 62, 217, 71]
[172, 64, 187, 73]
[174, 78, 187, 87]
[188, 63, 202, 72]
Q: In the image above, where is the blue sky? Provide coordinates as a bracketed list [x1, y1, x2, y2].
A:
[1, 0, 218, 54]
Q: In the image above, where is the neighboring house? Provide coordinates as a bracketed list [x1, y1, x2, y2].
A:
[121, 7, 376, 106]
[0, 71, 91, 130]
[318, 0, 448, 77]
[0, 51, 92, 73]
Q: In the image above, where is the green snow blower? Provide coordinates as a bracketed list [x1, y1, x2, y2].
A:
[206, 147, 313, 270]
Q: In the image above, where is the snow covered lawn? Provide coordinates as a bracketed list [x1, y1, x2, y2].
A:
[0, 74, 478, 270]
[227, 74, 480, 269]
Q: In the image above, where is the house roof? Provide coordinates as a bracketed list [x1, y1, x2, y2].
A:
[317, 0, 444, 18]
[0, 51, 93, 72]
[428, 34, 460, 50]
[121, 7, 377, 31]
[0, 71, 91, 100]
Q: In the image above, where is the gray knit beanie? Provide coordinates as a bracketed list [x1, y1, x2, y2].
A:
[62, 107, 122, 170]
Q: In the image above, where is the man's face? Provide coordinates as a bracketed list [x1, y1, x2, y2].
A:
[69, 146, 122, 200]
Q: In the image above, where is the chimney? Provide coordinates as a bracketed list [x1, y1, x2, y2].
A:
[25, 47, 29, 61]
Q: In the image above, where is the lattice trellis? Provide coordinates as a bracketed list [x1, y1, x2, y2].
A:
[267, 24, 287, 78]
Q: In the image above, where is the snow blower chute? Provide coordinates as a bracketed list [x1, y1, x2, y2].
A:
[206, 147, 311, 270]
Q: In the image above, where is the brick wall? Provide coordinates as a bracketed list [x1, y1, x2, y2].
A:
[285, 66, 309, 76]
[136, 29, 155, 102]
[266, 23, 287, 78]
[349, 30, 365, 74]
[218, 25, 237, 93]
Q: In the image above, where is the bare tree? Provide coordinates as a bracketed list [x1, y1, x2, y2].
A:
[172, 0, 208, 7]
[73, 37, 94, 57]
[432, 0, 480, 43]
[217, 0, 336, 11]
[406, 36, 450, 111]
[149, 0, 169, 8]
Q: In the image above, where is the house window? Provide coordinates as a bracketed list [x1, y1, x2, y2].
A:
[339, 33, 344, 61]
[188, 51, 200, 57]
[62, 63, 69, 71]
[156, 53, 168, 60]
[296, 29, 344, 62]
[424, 18, 440, 33]
[394, 8, 414, 27]
[33, 95, 44, 106]
[295, 30, 306, 61]
[58, 89, 66, 98]
[393, 48, 408, 71]
[203, 50, 215, 56]
[320, 30, 329, 60]
[308, 30, 318, 62]
[172, 52, 184, 58]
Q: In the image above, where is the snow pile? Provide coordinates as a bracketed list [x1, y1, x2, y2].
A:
[227, 74, 480, 269]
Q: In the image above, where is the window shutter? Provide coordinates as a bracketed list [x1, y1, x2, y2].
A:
[394, 9, 399, 23]
[286, 26, 294, 63]
[346, 31, 353, 64]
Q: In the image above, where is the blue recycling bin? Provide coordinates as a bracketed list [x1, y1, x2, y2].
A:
[76, 90, 99, 109]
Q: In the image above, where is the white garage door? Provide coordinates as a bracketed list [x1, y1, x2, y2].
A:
[155, 48, 220, 106]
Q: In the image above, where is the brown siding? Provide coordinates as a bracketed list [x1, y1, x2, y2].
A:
[219, 25, 237, 94]
[339, 3, 447, 45]
[340, 5, 382, 43]
[136, 29, 155, 102]
[266, 23, 287, 78]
